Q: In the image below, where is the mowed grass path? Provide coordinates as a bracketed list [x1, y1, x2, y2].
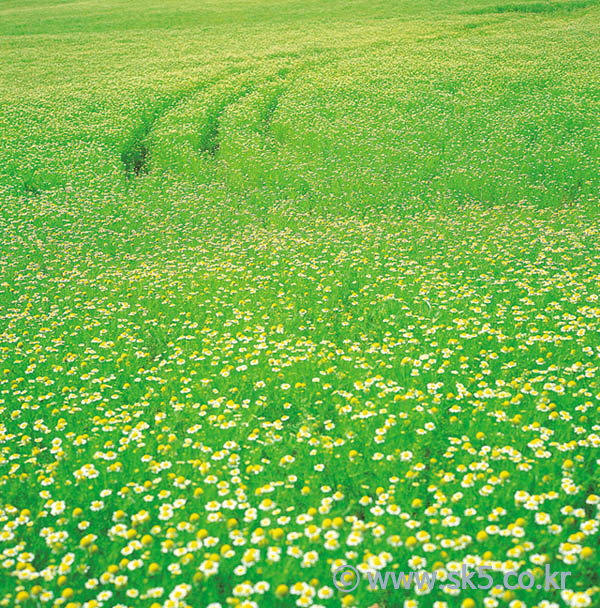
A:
[0, 1, 599, 607]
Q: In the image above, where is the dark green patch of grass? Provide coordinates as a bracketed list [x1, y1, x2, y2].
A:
[467, 0, 598, 14]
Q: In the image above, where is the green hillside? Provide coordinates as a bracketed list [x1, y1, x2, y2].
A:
[1, 1, 599, 607]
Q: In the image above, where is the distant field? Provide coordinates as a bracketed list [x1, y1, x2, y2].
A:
[1, 1, 599, 607]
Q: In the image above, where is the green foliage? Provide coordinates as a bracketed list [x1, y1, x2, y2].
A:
[469, 0, 599, 14]
[0, 1, 599, 607]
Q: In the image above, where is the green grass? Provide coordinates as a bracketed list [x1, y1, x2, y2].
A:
[468, 0, 599, 14]
[1, 1, 599, 607]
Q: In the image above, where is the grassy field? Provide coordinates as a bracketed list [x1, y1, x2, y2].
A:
[1, 0, 600, 607]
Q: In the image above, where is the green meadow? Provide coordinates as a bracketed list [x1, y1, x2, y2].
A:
[1, 0, 599, 607]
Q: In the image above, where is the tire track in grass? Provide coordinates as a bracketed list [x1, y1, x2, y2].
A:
[196, 63, 305, 159]
[197, 84, 256, 157]
[208, 57, 342, 205]
[155, 54, 332, 171]
[120, 68, 248, 178]
[126, 50, 344, 181]
[137, 70, 262, 180]
[260, 89, 283, 130]
[121, 91, 197, 177]
[143, 64, 295, 179]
